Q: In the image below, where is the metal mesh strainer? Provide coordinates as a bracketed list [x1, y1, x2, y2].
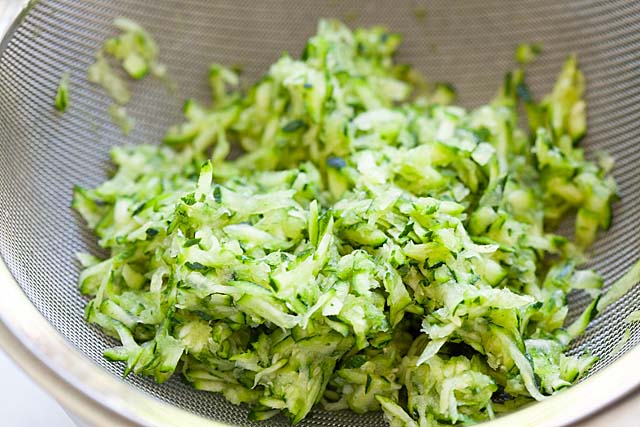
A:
[1, 1, 640, 426]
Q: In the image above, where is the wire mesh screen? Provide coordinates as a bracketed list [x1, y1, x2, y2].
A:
[0, 0, 639, 426]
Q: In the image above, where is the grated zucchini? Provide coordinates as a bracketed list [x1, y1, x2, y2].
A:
[54, 72, 70, 112]
[87, 18, 166, 134]
[74, 19, 630, 425]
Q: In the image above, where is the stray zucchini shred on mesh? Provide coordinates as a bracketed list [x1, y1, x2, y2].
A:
[74, 19, 626, 425]
[54, 72, 70, 112]
[86, 18, 165, 133]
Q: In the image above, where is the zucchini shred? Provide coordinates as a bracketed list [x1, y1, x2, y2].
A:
[73, 19, 620, 425]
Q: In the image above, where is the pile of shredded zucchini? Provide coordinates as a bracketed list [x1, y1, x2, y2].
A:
[74, 20, 619, 425]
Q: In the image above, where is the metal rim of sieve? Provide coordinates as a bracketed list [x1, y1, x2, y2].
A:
[0, 0, 639, 426]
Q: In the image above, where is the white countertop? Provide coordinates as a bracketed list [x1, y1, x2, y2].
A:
[0, 349, 74, 427]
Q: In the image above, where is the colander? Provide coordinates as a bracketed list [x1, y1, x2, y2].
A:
[1, 0, 640, 426]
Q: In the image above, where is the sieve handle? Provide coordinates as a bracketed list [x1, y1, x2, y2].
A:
[0, 0, 32, 48]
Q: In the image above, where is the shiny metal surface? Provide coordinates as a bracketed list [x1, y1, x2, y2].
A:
[0, 0, 31, 44]
[1, 1, 640, 426]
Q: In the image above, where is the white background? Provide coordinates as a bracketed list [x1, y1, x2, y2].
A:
[0, 349, 74, 427]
